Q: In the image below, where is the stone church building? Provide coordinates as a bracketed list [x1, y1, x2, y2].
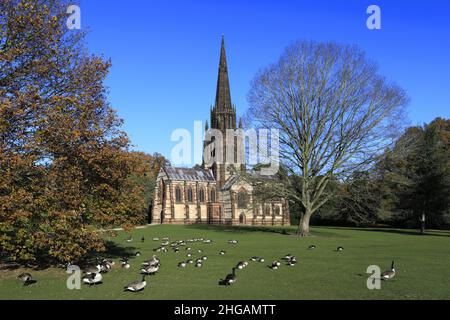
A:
[151, 37, 290, 226]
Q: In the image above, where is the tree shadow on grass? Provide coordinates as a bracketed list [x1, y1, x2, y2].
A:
[185, 224, 352, 238]
[85, 241, 138, 262]
[0, 262, 22, 271]
[1, 260, 57, 271]
[320, 226, 450, 238]
[0, 241, 137, 271]
[186, 224, 294, 236]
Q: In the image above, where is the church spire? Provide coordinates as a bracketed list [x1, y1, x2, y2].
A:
[214, 35, 233, 111]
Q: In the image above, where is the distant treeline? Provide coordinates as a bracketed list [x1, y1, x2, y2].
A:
[290, 118, 450, 230]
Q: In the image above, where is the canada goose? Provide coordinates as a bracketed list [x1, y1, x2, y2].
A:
[141, 263, 160, 276]
[195, 261, 203, 268]
[308, 245, 316, 250]
[57, 262, 73, 269]
[186, 247, 192, 251]
[202, 256, 208, 261]
[162, 241, 169, 246]
[142, 255, 159, 267]
[102, 259, 115, 268]
[198, 249, 203, 253]
[125, 235, 133, 243]
[18, 273, 36, 286]
[174, 248, 180, 253]
[203, 239, 212, 244]
[336, 247, 344, 252]
[85, 264, 102, 275]
[220, 251, 226, 255]
[152, 237, 159, 241]
[187, 253, 192, 258]
[381, 261, 396, 280]
[99, 262, 109, 273]
[82, 272, 103, 286]
[236, 261, 247, 270]
[269, 261, 281, 269]
[124, 275, 147, 292]
[221, 268, 237, 286]
[187, 259, 194, 264]
[287, 256, 298, 266]
[196, 258, 203, 264]
[284, 254, 293, 260]
[251, 256, 260, 262]
[178, 262, 187, 268]
[162, 237, 169, 241]
[141, 236, 145, 243]
[121, 258, 130, 269]
[228, 240, 238, 244]
[135, 251, 141, 257]
[258, 258, 265, 263]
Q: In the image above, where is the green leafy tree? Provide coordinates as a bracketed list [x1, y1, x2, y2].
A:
[376, 118, 450, 229]
[407, 122, 450, 228]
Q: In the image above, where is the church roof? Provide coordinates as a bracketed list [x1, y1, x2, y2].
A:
[163, 166, 216, 182]
[221, 174, 240, 190]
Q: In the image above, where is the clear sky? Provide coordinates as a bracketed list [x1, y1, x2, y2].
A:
[79, 0, 450, 161]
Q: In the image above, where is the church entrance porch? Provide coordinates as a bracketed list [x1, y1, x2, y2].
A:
[239, 213, 246, 225]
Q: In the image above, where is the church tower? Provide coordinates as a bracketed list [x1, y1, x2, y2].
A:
[204, 36, 245, 189]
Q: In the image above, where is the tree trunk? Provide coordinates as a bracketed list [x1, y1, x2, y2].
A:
[420, 213, 426, 235]
[297, 209, 312, 236]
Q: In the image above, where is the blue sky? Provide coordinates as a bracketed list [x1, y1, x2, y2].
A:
[79, 0, 450, 161]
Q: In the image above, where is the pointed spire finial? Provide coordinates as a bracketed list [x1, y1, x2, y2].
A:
[215, 35, 232, 111]
[239, 117, 243, 129]
[205, 120, 209, 131]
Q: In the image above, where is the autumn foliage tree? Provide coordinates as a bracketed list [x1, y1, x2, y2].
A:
[0, 0, 151, 264]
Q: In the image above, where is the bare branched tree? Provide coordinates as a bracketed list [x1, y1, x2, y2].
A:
[246, 41, 408, 236]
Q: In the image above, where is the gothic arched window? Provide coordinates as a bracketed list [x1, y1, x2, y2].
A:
[175, 186, 182, 203]
[158, 183, 163, 199]
[210, 188, 216, 203]
[237, 191, 247, 209]
[198, 188, 205, 203]
[187, 187, 193, 202]
[264, 204, 271, 216]
[274, 206, 281, 215]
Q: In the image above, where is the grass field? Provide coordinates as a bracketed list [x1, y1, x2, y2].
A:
[1, 225, 449, 300]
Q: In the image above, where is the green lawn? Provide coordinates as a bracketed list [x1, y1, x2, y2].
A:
[1, 225, 450, 300]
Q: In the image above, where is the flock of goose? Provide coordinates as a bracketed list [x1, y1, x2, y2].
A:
[17, 236, 396, 292]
